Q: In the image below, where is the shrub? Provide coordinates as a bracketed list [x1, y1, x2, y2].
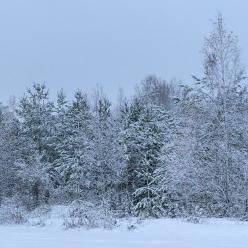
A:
[27, 204, 51, 226]
[63, 200, 116, 229]
[0, 198, 27, 225]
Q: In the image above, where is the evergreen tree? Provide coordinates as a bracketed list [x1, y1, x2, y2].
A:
[17, 83, 55, 161]
[0, 104, 20, 202]
[121, 97, 169, 217]
[53, 90, 92, 199]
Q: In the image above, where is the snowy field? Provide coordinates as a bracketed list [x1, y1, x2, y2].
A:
[1, 218, 248, 248]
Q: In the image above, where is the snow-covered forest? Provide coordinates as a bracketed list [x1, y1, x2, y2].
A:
[1, 14, 248, 230]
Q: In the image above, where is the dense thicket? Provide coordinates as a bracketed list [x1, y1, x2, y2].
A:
[1, 15, 248, 219]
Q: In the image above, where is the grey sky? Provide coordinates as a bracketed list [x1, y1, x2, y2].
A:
[0, 0, 247, 103]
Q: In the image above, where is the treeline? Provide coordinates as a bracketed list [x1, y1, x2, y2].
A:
[1, 15, 248, 219]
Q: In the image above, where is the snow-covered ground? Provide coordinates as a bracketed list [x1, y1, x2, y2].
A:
[1, 217, 248, 248]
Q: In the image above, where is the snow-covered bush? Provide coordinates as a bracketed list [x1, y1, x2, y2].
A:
[184, 205, 207, 224]
[0, 198, 27, 225]
[63, 200, 117, 229]
[27, 204, 51, 226]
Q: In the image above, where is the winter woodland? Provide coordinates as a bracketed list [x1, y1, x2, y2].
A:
[1, 15, 248, 227]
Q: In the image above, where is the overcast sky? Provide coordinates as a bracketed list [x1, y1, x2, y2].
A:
[0, 0, 248, 103]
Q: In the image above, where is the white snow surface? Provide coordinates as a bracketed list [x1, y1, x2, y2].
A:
[0, 207, 248, 248]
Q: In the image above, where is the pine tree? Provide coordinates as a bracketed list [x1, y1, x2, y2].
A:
[17, 83, 54, 207]
[47, 89, 69, 189]
[17, 83, 55, 160]
[0, 104, 20, 202]
[88, 93, 122, 205]
[53, 90, 92, 199]
[120, 96, 169, 217]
